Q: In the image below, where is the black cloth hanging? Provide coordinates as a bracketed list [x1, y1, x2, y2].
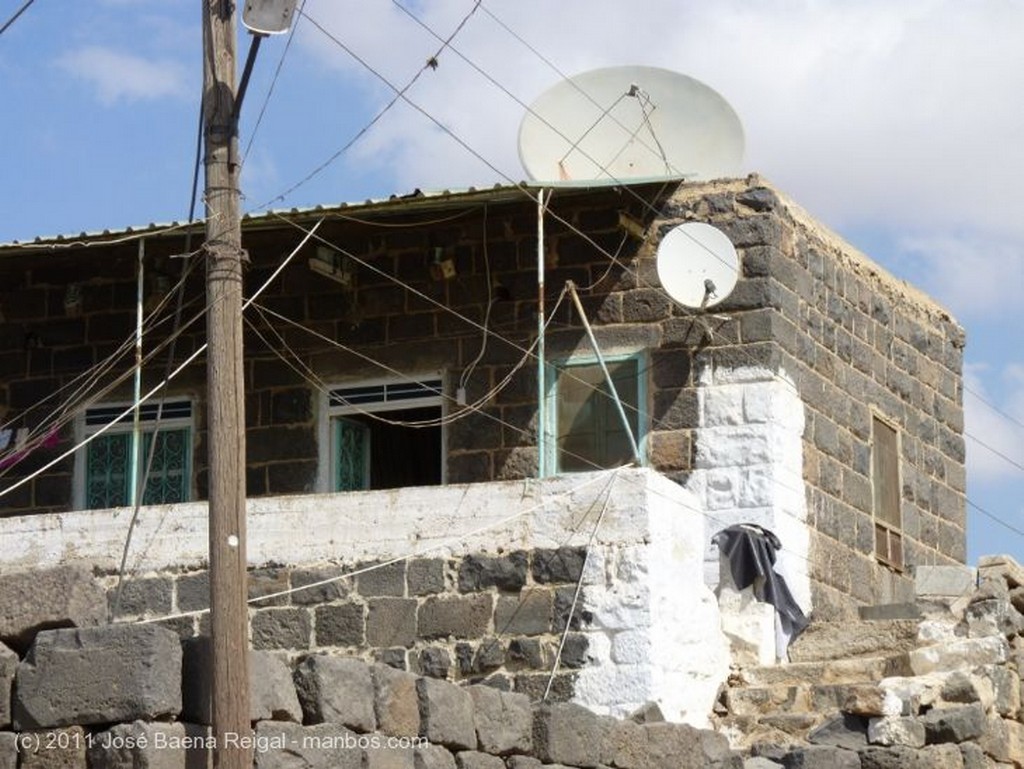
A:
[712, 523, 810, 640]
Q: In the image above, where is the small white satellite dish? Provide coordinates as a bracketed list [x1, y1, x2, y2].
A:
[656, 223, 739, 309]
[518, 66, 744, 183]
[242, 0, 298, 35]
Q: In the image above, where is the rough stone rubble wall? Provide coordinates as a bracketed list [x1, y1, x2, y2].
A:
[846, 556, 1024, 768]
[715, 557, 1024, 768]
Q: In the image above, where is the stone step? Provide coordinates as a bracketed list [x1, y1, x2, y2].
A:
[736, 654, 912, 687]
[787, 619, 920, 663]
[757, 712, 823, 737]
[724, 682, 893, 720]
[857, 603, 922, 621]
[858, 600, 966, 620]
[715, 712, 827, 752]
[725, 684, 810, 718]
[907, 634, 1009, 676]
[716, 713, 818, 743]
[716, 715, 793, 747]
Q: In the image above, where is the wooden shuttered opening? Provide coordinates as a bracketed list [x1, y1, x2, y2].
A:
[871, 414, 903, 569]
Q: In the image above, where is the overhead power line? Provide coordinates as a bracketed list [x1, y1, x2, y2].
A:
[965, 383, 1024, 434]
[0, 0, 36, 37]
[8, 1, 1018, 570]
[249, 1, 483, 212]
[242, 0, 1024, 474]
[969, 498, 1024, 539]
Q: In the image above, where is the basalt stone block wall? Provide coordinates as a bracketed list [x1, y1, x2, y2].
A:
[0, 234, 210, 515]
[108, 549, 592, 701]
[0, 176, 967, 614]
[671, 185, 967, 614]
[0, 622, 742, 769]
[0, 183, 672, 510]
[643, 183, 967, 613]
[235, 183, 679, 495]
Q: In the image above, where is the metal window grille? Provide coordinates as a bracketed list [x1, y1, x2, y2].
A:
[334, 417, 369, 491]
[328, 379, 443, 412]
[83, 400, 192, 509]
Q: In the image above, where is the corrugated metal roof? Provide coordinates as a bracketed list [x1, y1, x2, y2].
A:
[0, 178, 683, 253]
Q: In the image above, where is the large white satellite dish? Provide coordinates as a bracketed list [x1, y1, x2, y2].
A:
[656, 223, 739, 309]
[519, 66, 744, 183]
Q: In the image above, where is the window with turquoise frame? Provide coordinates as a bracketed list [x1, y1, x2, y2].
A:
[544, 353, 646, 473]
[326, 378, 443, 492]
[80, 400, 192, 509]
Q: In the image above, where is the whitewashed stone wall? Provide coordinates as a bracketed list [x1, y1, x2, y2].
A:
[687, 365, 812, 616]
[573, 473, 730, 725]
[0, 468, 729, 727]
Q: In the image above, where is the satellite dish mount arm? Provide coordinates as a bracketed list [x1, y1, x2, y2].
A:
[566, 281, 642, 465]
[232, 34, 264, 126]
[233, 0, 299, 124]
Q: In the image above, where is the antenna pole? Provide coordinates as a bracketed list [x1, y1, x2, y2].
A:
[536, 189, 548, 477]
[202, 2, 251, 767]
[130, 238, 145, 507]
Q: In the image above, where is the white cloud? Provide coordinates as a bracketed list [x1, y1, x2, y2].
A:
[58, 46, 189, 105]
[964, 363, 1024, 483]
[294, 0, 1024, 240]
[894, 231, 1024, 322]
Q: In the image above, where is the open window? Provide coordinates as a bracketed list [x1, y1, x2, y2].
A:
[324, 377, 444, 491]
[77, 400, 193, 509]
[871, 413, 903, 569]
[544, 354, 645, 474]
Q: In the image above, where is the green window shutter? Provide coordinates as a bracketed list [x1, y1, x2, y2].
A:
[86, 432, 131, 509]
[85, 428, 191, 509]
[335, 417, 369, 491]
[140, 428, 190, 504]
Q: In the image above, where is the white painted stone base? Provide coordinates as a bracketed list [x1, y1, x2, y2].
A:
[687, 365, 812, 627]
[548, 471, 731, 726]
[717, 578, 777, 667]
[0, 468, 729, 728]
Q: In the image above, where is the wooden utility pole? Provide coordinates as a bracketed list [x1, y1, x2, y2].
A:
[202, 2, 250, 767]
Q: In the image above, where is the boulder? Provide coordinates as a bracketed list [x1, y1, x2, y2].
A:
[13, 625, 181, 729]
[0, 565, 105, 651]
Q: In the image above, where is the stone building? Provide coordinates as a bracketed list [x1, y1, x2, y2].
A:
[0, 175, 967, 706]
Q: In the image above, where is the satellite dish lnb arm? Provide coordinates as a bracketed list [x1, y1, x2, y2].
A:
[566, 281, 642, 465]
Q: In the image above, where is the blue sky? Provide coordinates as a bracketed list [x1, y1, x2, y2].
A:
[1, 0, 1022, 563]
